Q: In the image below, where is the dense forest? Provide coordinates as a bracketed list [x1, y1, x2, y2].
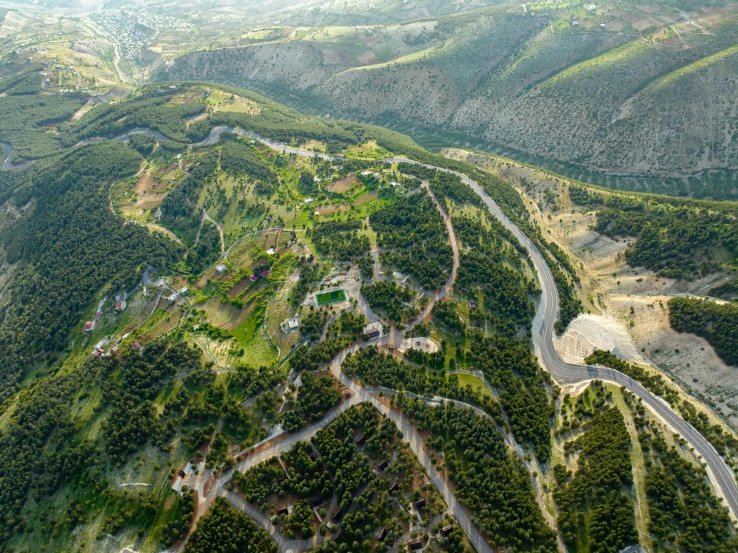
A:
[468, 333, 553, 462]
[0, 90, 88, 161]
[63, 91, 205, 144]
[232, 403, 447, 551]
[554, 388, 637, 553]
[397, 397, 557, 553]
[308, 220, 369, 261]
[629, 392, 738, 553]
[570, 185, 738, 281]
[290, 310, 367, 372]
[360, 281, 416, 323]
[281, 372, 342, 432]
[185, 497, 278, 553]
[370, 194, 452, 290]
[343, 346, 503, 421]
[454, 214, 536, 334]
[0, 142, 181, 404]
[668, 297, 738, 366]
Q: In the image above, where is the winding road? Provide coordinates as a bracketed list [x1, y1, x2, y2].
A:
[167, 128, 737, 536]
[3, 117, 735, 541]
[381, 157, 738, 520]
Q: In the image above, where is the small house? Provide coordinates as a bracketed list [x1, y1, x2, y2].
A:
[179, 286, 189, 295]
[375, 460, 388, 472]
[168, 292, 178, 302]
[407, 540, 423, 551]
[266, 248, 276, 255]
[413, 498, 426, 510]
[331, 510, 344, 523]
[249, 275, 258, 282]
[440, 525, 454, 538]
[388, 481, 399, 493]
[276, 507, 289, 517]
[355, 435, 366, 446]
[83, 321, 95, 332]
[132, 341, 142, 349]
[215, 263, 227, 273]
[260, 270, 272, 278]
[309, 496, 324, 508]
[363, 320, 383, 340]
[377, 528, 387, 541]
[115, 301, 127, 312]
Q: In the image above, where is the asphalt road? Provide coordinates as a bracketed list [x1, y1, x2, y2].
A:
[382, 157, 738, 521]
[185, 132, 738, 520]
[51, 123, 736, 541]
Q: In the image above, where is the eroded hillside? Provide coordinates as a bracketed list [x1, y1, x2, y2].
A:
[159, 2, 738, 197]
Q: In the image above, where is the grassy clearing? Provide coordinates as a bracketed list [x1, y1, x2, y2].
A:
[455, 373, 494, 401]
[206, 88, 261, 114]
[344, 140, 391, 160]
[232, 299, 279, 368]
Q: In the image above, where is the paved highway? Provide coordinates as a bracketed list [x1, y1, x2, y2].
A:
[93, 126, 738, 521]
[382, 157, 738, 521]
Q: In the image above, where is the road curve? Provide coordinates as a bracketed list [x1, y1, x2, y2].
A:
[381, 157, 738, 520]
[181, 130, 738, 519]
[24, 120, 735, 520]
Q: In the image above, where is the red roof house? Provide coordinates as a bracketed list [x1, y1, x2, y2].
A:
[83, 321, 94, 332]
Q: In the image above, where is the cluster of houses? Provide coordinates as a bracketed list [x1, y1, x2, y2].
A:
[168, 286, 189, 303]
[248, 269, 272, 283]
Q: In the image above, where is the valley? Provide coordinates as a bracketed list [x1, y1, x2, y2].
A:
[0, 1, 737, 552]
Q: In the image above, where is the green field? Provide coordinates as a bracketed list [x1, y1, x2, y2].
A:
[315, 289, 346, 306]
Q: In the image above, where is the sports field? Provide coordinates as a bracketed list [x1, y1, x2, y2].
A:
[315, 289, 347, 306]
